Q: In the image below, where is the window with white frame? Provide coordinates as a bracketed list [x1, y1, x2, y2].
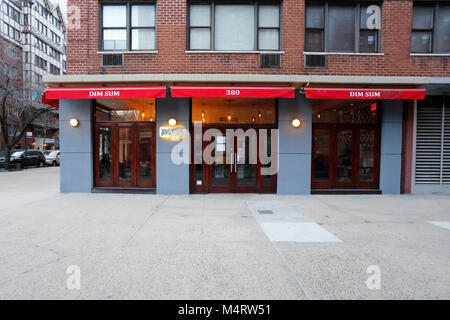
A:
[411, 3, 450, 53]
[188, 1, 281, 51]
[101, 1, 156, 51]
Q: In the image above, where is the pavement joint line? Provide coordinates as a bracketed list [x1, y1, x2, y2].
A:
[245, 202, 313, 300]
[122, 195, 171, 246]
[258, 223, 313, 300]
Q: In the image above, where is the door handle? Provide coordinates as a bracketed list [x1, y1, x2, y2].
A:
[235, 153, 237, 173]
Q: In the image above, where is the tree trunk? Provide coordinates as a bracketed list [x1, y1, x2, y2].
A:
[4, 145, 11, 171]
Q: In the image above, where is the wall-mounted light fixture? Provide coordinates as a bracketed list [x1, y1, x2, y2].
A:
[292, 119, 301, 128]
[69, 118, 79, 127]
[168, 118, 177, 127]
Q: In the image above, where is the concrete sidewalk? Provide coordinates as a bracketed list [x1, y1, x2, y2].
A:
[0, 168, 449, 299]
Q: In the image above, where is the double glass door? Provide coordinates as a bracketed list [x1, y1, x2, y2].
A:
[95, 123, 155, 188]
[192, 127, 277, 193]
[312, 125, 380, 189]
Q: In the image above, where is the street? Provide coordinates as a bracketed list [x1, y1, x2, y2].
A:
[0, 167, 449, 299]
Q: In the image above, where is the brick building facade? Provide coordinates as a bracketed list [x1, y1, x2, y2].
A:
[45, 0, 450, 194]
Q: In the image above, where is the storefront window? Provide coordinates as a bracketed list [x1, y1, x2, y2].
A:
[96, 98, 156, 122]
[192, 98, 276, 124]
[313, 100, 378, 124]
[312, 100, 380, 190]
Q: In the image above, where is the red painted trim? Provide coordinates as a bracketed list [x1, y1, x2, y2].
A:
[171, 86, 296, 98]
[44, 86, 167, 99]
[305, 88, 426, 100]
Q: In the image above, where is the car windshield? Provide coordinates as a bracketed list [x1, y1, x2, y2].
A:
[46, 151, 58, 157]
[43, 151, 52, 156]
[11, 151, 24, 157]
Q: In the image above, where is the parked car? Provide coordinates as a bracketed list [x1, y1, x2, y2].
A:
[0, 150, 46, 169]
[43, 150, 60, 166]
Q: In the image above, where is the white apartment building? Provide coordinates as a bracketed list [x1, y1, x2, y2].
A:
[1, 0, 66, 151]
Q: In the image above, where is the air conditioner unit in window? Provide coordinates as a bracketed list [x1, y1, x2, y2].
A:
[102, 54, 123, 67]
[260, 53, 281, 68]
[305, 55, 326, 68]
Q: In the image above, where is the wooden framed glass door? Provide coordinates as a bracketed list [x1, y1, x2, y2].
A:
[94, 123, 156, 189]
[209, 129, 234, 193]
[312, 124, 380, 190]
[192, 127, 277, 193]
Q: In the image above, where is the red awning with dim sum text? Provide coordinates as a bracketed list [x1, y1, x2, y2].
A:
[44, 86, 167, 100]
[304, 87, 425, 100]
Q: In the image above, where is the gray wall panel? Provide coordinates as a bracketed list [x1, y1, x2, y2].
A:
[379, 100, 403, 194]
[277, 92, 312, 194]
[156, 97, 190, 194]
[59, 99, 93, 193]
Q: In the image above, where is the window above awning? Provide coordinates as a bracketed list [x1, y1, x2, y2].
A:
[304, 87, 426, 100]
[171, 86, 296, 98]
[44, 86, 167, 100]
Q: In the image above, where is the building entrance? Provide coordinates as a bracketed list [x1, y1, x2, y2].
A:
[190, 98, 277, 193]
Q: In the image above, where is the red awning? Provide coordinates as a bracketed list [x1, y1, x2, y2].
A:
[304, 87, 425, 100]
[171, 86, 296, 98]
[42, 94, 59, 108]
[44, 86, 167, 100]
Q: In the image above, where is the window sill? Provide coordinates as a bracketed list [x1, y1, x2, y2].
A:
[304, 52, 384, 56]
[410, 53, 450, 57]
[185, 50, 285, 54]
[97, 51, 158, 54]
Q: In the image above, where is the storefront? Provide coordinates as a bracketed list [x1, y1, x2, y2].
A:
[43, 80, 426, 195]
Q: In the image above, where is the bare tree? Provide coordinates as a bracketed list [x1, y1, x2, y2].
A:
[0, 63, 55, 170]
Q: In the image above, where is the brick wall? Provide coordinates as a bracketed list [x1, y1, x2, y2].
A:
[66, 0, 449, 77]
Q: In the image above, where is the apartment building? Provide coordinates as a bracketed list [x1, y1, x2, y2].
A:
[43, 0, 449, 194]
[0, 0, 66, 151]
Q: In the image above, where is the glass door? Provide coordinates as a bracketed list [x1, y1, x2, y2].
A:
[136, 124, 155, 188]
[94, 123, 155, 189]
[202, 127, 276, 193]
[335, 129, 354, 188]
[209, 131, 234, 192]
[312, 125, 380, 190]
[312, 127, 332, 189]
[357, 127, 379, 189]
[95, 124, 114, 187]
[117, 125, 134, 188]
[235, 133, 258, 192]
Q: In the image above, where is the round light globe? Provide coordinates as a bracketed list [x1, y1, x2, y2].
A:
[69, 118, 79, 127]
[292, 119, 301, 128]
[168, 118, 177, 127]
